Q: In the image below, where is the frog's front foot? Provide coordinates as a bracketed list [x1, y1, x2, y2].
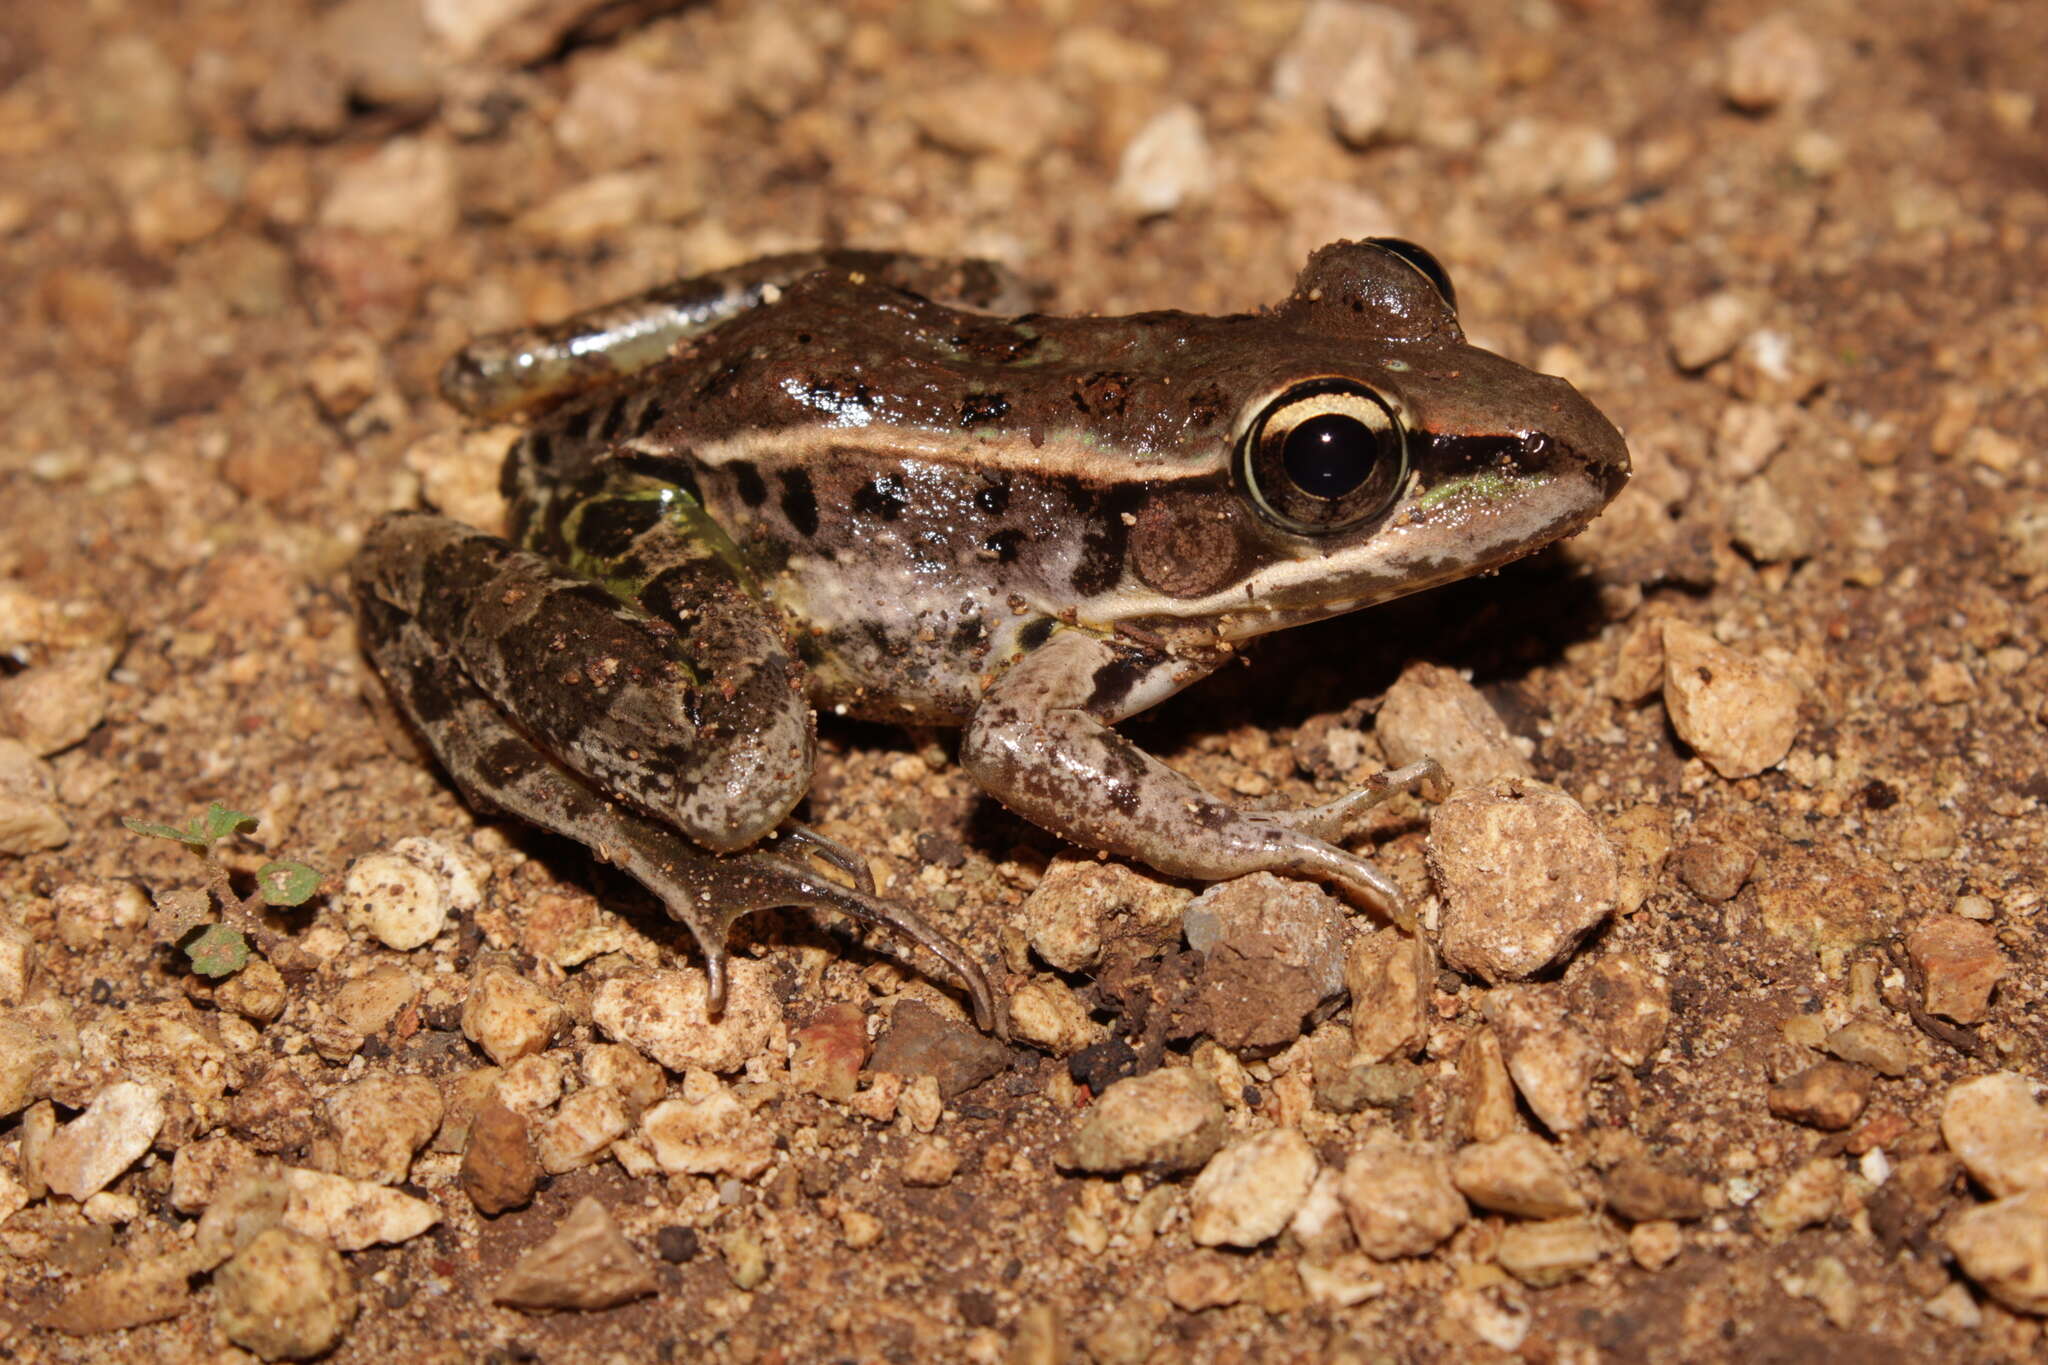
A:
[963, 629, 1437, 931]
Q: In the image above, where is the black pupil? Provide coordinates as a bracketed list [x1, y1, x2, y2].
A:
[1282, 413, 1379, 499]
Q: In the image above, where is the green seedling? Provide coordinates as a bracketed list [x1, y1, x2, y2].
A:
[123, 802, 320, 978]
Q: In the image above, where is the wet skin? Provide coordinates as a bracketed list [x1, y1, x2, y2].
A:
[353, 242, 1631, 1031]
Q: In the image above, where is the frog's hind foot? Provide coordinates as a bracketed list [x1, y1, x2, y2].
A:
[354, 581, 1002, 1034]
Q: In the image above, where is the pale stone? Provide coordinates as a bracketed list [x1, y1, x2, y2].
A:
[1059, 1068, 1226, 1174]
[281, 1167, 440, 1250]
[640, 1071, 774, 1180]
[1941, 1072, 2048, 1197]
[1945, 1188, 2048, 1315]
[325, 1073, 443, 1185]
[1661, 622, 1800, 779]
[1498, 1217, 1609, 1287]
[42, 1081, 164, 1200]
[591, 962, 784, 1075]
[1452, 1134, 1587, 1219]
[1188, 1128, 1319, 1248]
[536, 1085, 631, 1175]
[1336, 1133, 1467, 1259]
[462, 967, 566, 1067]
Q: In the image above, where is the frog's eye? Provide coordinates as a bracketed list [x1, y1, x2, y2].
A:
[1365, 237, 1457, 315]
[1239, 381, 1409, 535]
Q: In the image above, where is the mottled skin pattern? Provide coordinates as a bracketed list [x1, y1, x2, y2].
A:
[353, 242, 1631, 1030]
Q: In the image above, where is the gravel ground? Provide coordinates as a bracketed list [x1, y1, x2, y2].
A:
[2, 0, 2046, 1361]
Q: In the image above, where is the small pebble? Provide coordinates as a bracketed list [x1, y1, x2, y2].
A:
[1575, 953, 1671, 1069]
[1058, 1068, 1225, 1174]
[1660, 621, 1801, 779]
[1905, 916, 2008, 1024]
[1452, 1029, 1519, 1143]
[1112, 103, 1216, 219]
[1497, 1217, 1608, 1288]
[1485, 987, 1602, 1136]
[1376, 662, 1531, 789]
[492, 1196, 657, 1312]
[537, 1085, 631, 1174]
[1754, 1156, 1842, 1237]
[1181, 873, 1349, 1057]
[1667, 290, 1761, 372]
[1822, 1015, 1918, 1078]
[325, 1072, 443, 1184]
[1451, 1134, 1586, 1219]
[462, 967, 567, 1067]
[1628, 1220, 1683, 1270]
[460, 1101, 537, 1216]
[214, 1227, 357, 1361]
[319, 135, 458, 238]
[1008, 978, 1104, 1056]
[1335, 1133, 1468, 1259]
[1020, 857, 1189, 974]
[0, 739, 69, 854]
[1722, 16, 1828, 113]
[901, 1138, 959, 1187]
[790, 1001, 867, 1102]
[281, 1168, 440, 1251]
[1944, 1188, 2048, 1315]
[1672, 831, 1757, 902]
[1344, 926, 1432, 1064]
[1188, 1128, 1319, 1248]
[1940, 1072, 2048, 1198]
[41, 1080, 165, 1200]
[1430, 779, 1618, 984]
[590, 962, 782, 1074]
[641, 1071, 775, 1180]
[1766, 1061, 1872, 1132]
[1604, 1159, 1708, 1222]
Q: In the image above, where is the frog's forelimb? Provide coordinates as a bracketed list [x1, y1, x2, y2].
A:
[963, 627, 1431, 930]
[353, 511, 998, 1031]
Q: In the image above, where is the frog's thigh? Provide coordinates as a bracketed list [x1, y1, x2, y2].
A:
[353, 510, 813, 852]
[960, 629, 1406, 920]
[442, 250, 1036, 419]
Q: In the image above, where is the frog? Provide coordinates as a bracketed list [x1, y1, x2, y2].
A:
[352, 241, 1630, 1033]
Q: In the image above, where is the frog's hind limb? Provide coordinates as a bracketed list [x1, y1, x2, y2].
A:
[440, 250, 1041, 420]
[962, 627, 1426, 930]
[353, 513, 999, 1031]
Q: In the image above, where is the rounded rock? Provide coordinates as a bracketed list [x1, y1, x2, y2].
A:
[214, 1226, 357, 1360]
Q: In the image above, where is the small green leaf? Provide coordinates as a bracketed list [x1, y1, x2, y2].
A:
[183, 923, 250, 978]
[256, 860, 321, 907]
[123, 816, 206, 846]
[200, 803, 257, 844]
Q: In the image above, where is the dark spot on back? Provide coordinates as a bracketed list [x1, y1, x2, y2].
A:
[853, 475, 909, 521]
[976, 480, 1011, 515]
[527, 432, 555, 469]
[981, 528, 1025, 563]
[599, 397, 627, 442]
[951, 615, 985, 649]
[960, 392, 1009, 428]
[633, 397, 668, 437]
[562, 406, 593, 442]
[731, 462, 767, 507]
[571, 496, 666, 561]
[1184, 382, 1228, 429]
[1074, 372, 1133, 419]
[1018, 617, 1056, 651]
[780, 468, 819, 537]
